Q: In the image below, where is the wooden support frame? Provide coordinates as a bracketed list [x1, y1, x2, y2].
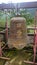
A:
[0, 36, 10, 60]
[0, 1, 37, 64]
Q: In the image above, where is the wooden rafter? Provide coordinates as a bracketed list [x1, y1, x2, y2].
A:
[0, 2, 37, 10]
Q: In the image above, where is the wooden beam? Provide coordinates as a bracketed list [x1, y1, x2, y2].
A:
[0, 3, 15, 9]
[0, 2, 37, 9]
[2, 44, 7, 50]
[18, 2, 37, 8]
[24, 60, 37, 65]
[0, 57, 10, 60]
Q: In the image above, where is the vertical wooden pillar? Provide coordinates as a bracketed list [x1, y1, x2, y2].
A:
[0, 39, 2, 56]
[33, 10, 37, 63]
[5, 13, 8, 43]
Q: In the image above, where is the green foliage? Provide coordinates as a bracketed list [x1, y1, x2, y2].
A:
[19, 9, 34, 25]
[0, 8, 35, 27]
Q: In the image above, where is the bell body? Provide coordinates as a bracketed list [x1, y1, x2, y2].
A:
[8, 17, 27, 49]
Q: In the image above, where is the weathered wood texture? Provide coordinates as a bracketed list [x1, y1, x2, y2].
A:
[0, 57, 10, 60]
[24, 60, 37, 65]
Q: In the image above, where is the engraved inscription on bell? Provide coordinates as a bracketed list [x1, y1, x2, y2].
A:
[17, 30, 22, 38]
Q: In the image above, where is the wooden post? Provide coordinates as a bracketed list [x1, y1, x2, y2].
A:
[0, 38, 2, 56]
[33, 10, 37, 63]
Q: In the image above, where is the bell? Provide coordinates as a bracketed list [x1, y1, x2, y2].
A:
[8, 17, 27, 49]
